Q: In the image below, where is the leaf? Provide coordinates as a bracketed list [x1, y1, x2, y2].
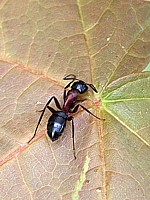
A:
[0, 1, 150, 200]
[102, 72, 150, 199]
[102, 72, 150, 144]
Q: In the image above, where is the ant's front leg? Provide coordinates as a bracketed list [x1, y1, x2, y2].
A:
[63, 74, 77, 102]
[63, 80, 74, 103]
[63, 74, 77, 80]
[28, 96, 61, 143]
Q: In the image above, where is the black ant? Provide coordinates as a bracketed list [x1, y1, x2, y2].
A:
[28, 74, 105, 159]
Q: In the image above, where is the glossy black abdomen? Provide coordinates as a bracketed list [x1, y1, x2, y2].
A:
[47, 111, 67, 141]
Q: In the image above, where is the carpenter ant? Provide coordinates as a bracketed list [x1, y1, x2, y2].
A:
[28, 74, 105, 159]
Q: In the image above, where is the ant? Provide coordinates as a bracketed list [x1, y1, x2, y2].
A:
[28, 74, 105, 159]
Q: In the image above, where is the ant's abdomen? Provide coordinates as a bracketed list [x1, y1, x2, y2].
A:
[47, 111, 67, 141]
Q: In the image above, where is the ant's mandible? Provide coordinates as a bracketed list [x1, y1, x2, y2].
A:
[28, 74, 105, 159]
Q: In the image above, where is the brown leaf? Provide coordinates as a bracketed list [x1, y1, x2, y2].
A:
[0, 1, 150, 200]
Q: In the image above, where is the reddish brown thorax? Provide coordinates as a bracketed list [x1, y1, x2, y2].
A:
[62, 89, 79, 112]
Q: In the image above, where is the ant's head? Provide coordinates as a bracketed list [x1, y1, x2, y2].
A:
[71, 80, 88, 94]
[63, 74, 98, 93]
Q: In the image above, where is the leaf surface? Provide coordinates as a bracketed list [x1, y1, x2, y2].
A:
[0, 1, 150, 200]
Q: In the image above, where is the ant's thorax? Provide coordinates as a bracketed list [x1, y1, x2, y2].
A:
[62, 89, 79, 112]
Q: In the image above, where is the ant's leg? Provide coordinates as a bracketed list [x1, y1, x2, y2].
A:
[28, 96, 61, 143]
[71, 118, 76, 159]
[63, 74, 76, 80]
[71, 104, 105, 120]
[63, 74, 81, 102]
[63, 80, 74, 103]
[38, 96, 61, 112]
[51, 96, 62, 110]
[86, 83, 98, 93]
[68, 116, 76, 159]
[47, 106, 56, 113]
[63, 74, 77, 102]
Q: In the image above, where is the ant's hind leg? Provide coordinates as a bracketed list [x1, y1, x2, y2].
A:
[28, 96, 61, 143]
[28, 107, 46, 143]
[47, 106, 56, 113]
[71, 118, 76, 159]
[68, 116, 76, 159]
